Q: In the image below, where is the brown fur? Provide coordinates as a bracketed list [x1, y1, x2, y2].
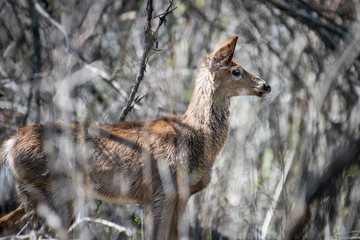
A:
[0, 36, 270, 239]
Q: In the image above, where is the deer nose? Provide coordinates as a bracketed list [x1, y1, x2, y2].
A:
[263, 83, 271, 92]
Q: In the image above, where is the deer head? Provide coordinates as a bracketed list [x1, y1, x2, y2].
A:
[208, 35, 271, 98]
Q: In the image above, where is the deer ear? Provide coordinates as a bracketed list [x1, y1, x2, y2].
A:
[208, 36, 238, 73]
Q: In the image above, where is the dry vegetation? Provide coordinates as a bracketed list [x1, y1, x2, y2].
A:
[0, 0, 360, 239]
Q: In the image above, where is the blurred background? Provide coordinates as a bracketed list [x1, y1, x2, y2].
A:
[0, 0, 360, 239]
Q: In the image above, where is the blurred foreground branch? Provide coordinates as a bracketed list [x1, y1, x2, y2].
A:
[34, 1, 69, 50]
[23, 0, 42, 125]
[285, 140, 360, 239]
[119, 0, 176, 121]
[264, 0, 348, 49]
[316, 22, 360, 113]
[285, 20, 360, 240]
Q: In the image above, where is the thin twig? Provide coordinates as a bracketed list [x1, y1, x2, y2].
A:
[68, 217, 127, 233]
[119, 0, 176, 121]
[16, 222, 30, 237]
[154, 3, 177, 35]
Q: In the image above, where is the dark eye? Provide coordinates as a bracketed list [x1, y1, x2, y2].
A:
[232, 69, 241, 77]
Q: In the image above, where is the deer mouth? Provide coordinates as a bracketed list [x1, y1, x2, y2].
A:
[257, 91, 268, 98]
[256, 83, 271, 98]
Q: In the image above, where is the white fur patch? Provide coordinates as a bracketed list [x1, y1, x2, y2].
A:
[0, 139, 15, 203]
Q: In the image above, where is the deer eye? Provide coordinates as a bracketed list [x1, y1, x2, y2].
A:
[232, 69, 241, 77]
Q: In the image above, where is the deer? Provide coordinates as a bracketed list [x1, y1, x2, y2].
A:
[0, 36, 271, 239]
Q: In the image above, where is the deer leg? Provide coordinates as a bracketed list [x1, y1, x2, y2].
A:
[149, 193, 177, 240]
[169, 195, 189, 240]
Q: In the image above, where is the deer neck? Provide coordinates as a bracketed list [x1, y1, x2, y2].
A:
[183, 67, 231, 140]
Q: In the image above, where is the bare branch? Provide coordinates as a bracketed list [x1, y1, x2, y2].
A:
[119, 0, 176, 121]
[154, 1, 177, 36]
